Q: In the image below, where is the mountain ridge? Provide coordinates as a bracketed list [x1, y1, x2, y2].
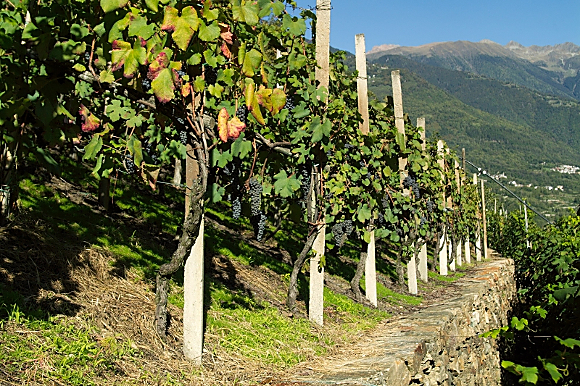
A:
[366, 40, 580, 101]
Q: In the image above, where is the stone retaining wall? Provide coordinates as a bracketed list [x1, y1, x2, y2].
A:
[289, 257, 516, 386]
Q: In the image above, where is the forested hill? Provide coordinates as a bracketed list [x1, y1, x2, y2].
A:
[364, 59, 578, 175]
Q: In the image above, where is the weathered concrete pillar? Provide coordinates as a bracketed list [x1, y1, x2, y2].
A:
[365, 231, 377, 305]
[408, 245, 418, 295]
[419, 243, 428, 282]
[183, 214, 204, 364]
[309, 225, 325, 326]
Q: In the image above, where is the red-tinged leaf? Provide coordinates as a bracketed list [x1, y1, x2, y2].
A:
[271, 88, 286, 115]
[162, 6, 199, 51]
[151, 68, 175, 103]
[148, 52, 170, 80]
[217, 107, 229, 142]
[111, 39, 146, 78]
[220, 42, 232, 59]
[79, 104, 101, 132]
[227, 116, 245, 140]
[161, 6, 179, 32]
[256, 86, 273, 112]
[219, 23, 234, 44]
[244, 82, 255, 111]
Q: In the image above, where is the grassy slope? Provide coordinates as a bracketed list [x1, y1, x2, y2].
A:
[0, 160, 468, 385]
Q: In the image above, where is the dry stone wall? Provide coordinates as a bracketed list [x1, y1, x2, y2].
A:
[288, 256, 516, 386]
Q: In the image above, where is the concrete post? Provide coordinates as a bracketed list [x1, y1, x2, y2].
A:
[309, 0, 331, 326]
[481, 179, 488, 260]
[438, 140, 447, 275]
[356, 33, 376, 306]
[417, 118, 428, 283]
[183, 216, 204, 364]
[183, 145, 204, 364]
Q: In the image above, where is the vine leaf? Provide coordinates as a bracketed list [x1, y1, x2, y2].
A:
[198, 20, 220, 42]
[217, 108, 246, 142]
[100, 0, 128, 13]
[161, 6, 200, 51]
[111, 40, 146, 78]
[271, 88, 286, 115]
[310, 117, 331, 143]
[151, 68, 175, 103]
[241, 48, 262, 77]
[232, 0, 259, 25]
[203, 1, 220, 21]
[273, 170, 300, 198]
[282, 14, 306, 36]
[543, 362, 562, 383]
[79, 104, 101, 132]
[145, 0, 158, 12]
[83, 135, 103, 160]
[256, 86, 272, 111]
[357, 204, 372, 223]
[142, 164, 160, 190]
[128, 14, 155, 40]
[127, 136, 143, 167]
[219, 23, 234, 44]
[148, 52, 175, 102]
[245, 83, 265, 125]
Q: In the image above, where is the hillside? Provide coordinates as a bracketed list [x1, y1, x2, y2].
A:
[0, 164, 471, 385]
[357, 55, 580, 219]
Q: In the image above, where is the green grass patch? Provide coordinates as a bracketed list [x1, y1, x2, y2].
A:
[206, 300, 329, 366]
[361, 279, 423, 306]
[324, 287, 389, 326]
[428, 270, 466, 282]
[0, 303, 136, 386]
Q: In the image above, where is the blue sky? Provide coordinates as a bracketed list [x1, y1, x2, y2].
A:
[291, 0, 580, 53]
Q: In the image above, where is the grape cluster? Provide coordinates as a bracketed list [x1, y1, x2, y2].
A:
[236, 105, 248, 124]
[142, 78, 151, 92]
[176, 69, 186, 78]
[332, 222, 346, 247]
[420, 216, 427, 227]
[249, 178, 262, 217]
[403, 174, 421, 199]
[332, 220, 354, 248]
[145, 141, 159, 164]
[124, 154, 137, 174]
[426, 200, 434, 213]
[179, 130, 188, 145]
[231, 195, 242, 219]
[344, 220, 353, 235]
[284, 97, 295, 111]
[253, 213, 267, 241]
[300, 165, 311, 196]
[223, 162, 242, 219]
[205, 66, 217, 85]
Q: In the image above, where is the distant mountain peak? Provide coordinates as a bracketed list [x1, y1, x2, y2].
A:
[367, 44, 400, 55]
[506, 41, 524, 49]
[479, 39, 499, 45]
